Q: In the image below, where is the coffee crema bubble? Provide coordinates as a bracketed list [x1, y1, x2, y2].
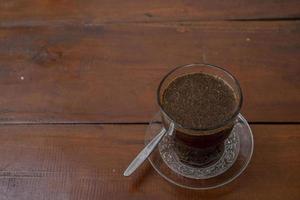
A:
[162, 73, 238, 130]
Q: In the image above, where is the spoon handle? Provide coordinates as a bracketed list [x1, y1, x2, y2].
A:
[123, 123, 174, 176]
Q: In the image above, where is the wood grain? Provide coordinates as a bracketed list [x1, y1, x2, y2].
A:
[0, 124, 298, 200]
[0, 21, 299, 123]
[1, 0, 300, 26]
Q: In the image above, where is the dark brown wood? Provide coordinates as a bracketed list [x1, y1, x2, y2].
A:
[1, 0, 300, 25]
[0, 21, 299, 123]
[0, 124, 298, 199]
[1, 1, 299, 200]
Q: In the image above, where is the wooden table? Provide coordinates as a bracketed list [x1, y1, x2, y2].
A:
[0, 1, 299, 199]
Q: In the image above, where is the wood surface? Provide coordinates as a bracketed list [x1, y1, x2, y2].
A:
[0, 21, 299, 123]
[0, 124, 298, 200]
[0, 0, 299, 199]
[1, 0, 300, 25]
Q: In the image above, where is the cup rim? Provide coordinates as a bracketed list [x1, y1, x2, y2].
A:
[157, 63, 243, 132]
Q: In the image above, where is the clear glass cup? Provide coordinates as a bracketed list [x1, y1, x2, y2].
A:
[157, 63, 243, 148]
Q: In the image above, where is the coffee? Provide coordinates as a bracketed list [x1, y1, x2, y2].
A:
[162, 73, 238, 130]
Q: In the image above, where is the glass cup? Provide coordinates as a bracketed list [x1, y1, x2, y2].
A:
[157, 63, 243, 149]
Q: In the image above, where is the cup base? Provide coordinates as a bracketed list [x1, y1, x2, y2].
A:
[145, 113, 254, 190]
[173, 138, 225, 168]
[159, 130, 239, 179]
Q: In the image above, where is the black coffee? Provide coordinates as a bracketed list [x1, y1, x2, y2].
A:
[162, 73, 237, 130]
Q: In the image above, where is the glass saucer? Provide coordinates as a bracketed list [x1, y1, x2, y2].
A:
[145, 113, 254, 190]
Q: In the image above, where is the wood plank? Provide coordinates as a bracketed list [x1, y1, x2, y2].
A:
[1, 0, 300, 26]
[0, 124, 298, 199]
[0, 21, 299, 123]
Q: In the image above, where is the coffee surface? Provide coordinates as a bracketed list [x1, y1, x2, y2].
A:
[162, 73, 238, 129]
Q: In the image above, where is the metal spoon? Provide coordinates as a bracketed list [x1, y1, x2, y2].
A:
[123, 122, 175, 176]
